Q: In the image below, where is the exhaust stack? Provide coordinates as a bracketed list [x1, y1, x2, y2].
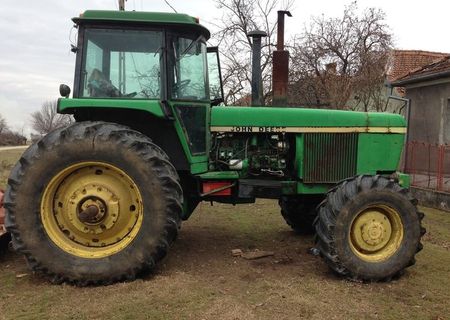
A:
[272, 10, 292, 106]
[248, 30, 267, 106]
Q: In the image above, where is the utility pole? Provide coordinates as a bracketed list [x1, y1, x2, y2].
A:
[119, 0, 126, 11]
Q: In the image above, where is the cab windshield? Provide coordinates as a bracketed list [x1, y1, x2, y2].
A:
[169, 34, 208, 101]
[80, 28, 163, 99]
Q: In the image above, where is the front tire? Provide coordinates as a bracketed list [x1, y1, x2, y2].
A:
[314, 175, 425, 281]
[5, 122, 182, 285]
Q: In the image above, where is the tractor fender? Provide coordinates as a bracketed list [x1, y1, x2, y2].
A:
[57, 98, 167, 118]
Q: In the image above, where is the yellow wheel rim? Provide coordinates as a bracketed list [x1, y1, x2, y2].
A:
[349, 204, 404, 262]
[41, 162, 143, 259]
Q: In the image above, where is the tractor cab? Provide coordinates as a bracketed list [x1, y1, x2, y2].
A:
[63, 11, 224, 173]
[71, 11, 217, 102]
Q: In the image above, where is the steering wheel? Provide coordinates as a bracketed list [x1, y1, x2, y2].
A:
[88, 69, 121, 97]
[173, 79, 191, 94]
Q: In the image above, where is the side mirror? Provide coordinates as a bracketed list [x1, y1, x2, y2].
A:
[59, 84, 71, 98]
[207, 47, 224, 106]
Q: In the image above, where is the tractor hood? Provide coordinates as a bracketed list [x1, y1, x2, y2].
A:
[210, 107, 406, 134]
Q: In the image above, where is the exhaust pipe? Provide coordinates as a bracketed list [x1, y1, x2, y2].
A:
[272, 10, 292, 106]
[248, 30, 267, 106]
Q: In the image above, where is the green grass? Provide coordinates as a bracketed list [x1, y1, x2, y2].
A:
[0, 149, 449, 319]
[0, 149, 24, 189]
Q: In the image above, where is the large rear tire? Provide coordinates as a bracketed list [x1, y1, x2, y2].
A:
[4, 122, 182, 285]
[314, 175, 425, 281]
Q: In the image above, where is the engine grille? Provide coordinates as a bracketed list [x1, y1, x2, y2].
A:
[303, 133, 358, 183]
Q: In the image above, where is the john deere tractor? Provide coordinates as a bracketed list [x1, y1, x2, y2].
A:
[4, 10, 424, 285]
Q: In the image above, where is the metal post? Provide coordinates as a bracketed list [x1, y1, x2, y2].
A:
[248, 30, 267, 106]
[437, 144, 444, 191]
[119, 0, 125, 10]
[388, 94, 411, 172]
[411, 142, 416, 186]
[118, 0, 126, 94]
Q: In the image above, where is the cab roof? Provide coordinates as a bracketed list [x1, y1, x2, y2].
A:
[73, 10, 210, 39]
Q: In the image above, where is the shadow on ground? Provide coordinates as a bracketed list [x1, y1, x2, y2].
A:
[1, 201, 449, 320]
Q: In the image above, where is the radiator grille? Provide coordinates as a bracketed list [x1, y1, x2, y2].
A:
[303, 133, 358, 183]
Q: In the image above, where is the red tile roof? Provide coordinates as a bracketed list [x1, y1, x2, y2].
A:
[394, 55, 450, 84]
[386, 50, 449, 82]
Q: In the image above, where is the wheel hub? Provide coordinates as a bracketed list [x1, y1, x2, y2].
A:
[359, 213, 392, 249]
[78, 200, 104, 224]
[62, 184, 120, 237]
[41, 162, 143, 258]
[349, 205, 403, 262]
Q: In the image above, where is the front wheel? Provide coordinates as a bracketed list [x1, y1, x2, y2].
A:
[314, 175, 425, 281]
[5, 122, 182, 285]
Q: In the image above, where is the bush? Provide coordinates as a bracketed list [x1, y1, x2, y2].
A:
[0, 130, 27, 146]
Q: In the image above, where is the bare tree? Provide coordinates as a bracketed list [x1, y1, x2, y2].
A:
[30, 100, 73, 135]
[0, 114, 7, 134]
[212, 0, 293, 105]
[288, 1, 392, 110]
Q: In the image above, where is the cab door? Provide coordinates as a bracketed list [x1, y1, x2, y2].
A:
[207, 46, 224, 106]
[168, 33, 210, 174]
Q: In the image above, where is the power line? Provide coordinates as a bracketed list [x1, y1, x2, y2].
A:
[163, 0, 178, 13]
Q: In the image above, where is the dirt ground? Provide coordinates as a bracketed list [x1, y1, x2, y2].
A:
[0, 149, 449, 320]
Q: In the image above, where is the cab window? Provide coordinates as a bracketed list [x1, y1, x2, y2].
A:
[81, 28, 163, 99]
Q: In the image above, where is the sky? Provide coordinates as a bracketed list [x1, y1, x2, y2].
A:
[0, 0, 449, 136]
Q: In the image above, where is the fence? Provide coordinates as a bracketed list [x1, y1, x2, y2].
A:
[404, 141, 450, 193]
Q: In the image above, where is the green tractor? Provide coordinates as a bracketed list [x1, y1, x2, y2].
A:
[4, 10, 424, 285]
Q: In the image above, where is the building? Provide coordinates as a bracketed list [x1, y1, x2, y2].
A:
[391, 55, 450, 211]
[286, 50, 450, 112]
[386, 50, 449, 83]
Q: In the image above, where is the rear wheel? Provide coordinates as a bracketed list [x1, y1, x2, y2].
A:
[4, 122, 182, 285]
[314, 175, 425, 281]
[279, 195, 324, 235]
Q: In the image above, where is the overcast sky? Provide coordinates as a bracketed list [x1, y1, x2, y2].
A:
[0, 0, 449, 136]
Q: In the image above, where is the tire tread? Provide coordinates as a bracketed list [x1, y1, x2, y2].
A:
[5, 121, 182, 285]
[314, 175, 425, 281]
